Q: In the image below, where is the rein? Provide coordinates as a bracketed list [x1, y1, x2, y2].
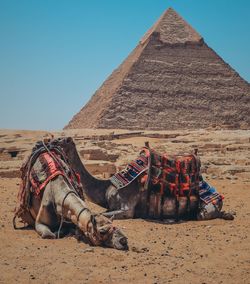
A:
[41, 141, 84, 239]
[15, 138, 116, 246]
[76, 208, 90, 223]
[57, 190, 79, 239]
[40, 140, 114, 244]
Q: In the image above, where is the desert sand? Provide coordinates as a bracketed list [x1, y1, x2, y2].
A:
[0, 128, 250, 284]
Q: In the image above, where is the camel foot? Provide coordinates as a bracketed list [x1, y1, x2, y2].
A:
[102, 210, 127, 218]
[162, 219, 177, 224]
[35, 222, 56, 239]
[102, 209, 134, 219]
[41, 232, 56, 239]
[220, 211, 234, 220]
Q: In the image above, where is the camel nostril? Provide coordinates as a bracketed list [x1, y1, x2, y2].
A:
[119, 237, 127, 246]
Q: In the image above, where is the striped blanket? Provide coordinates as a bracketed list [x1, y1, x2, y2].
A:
[110, 154, 149, 189]
[199, 178, 224, 204]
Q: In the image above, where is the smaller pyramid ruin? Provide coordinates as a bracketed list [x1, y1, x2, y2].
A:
[65, 8, 250, 130]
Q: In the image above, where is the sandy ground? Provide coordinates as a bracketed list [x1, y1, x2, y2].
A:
[0, 129, 250, 284]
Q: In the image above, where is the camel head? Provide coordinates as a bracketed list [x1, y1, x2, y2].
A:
[51, 137, 76, 159]
[53, 137, 128, 249]
[86, 214, 128, 250]
[49, 136, 81, 173]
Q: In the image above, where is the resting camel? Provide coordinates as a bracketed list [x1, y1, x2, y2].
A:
[13, 141, 128, 250]
[58, 137, 234, 222]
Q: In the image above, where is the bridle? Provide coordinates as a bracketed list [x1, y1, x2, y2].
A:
[83, 216, 117, 246]
[14, 137, 117, 245]
[57, 190, 79, 238]
[42, 140, 116, 244]
[58, 189, 116, 245]
[41, 140, 83, 238]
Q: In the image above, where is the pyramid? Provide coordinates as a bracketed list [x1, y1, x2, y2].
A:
[65, 8, 250, 130]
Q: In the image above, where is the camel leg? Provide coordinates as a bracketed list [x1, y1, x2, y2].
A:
[197, 202, 220, 220]
[102, 209, 129, 219]
[35, 221, 56, 239]
[197, 201, 234, 221]
[217, 211, 234, 220]
[33, 180, 61, 239]
[104, 207, 135, 219]
[35, 198, 56, 239]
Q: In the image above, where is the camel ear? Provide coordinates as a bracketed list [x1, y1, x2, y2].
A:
[66, 137, 73, 143]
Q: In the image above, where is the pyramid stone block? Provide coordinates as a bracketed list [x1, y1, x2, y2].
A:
[65, 8, 250, 130]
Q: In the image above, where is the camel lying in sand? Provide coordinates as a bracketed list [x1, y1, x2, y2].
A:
[58, 137, 234, 222]
[13, 140, 128, 250]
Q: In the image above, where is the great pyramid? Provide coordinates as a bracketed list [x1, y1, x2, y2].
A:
[65, 8, 250, 130]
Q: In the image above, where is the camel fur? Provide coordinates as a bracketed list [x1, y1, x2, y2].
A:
[58, 137, 234, 222]
[14, 142, 128, 250]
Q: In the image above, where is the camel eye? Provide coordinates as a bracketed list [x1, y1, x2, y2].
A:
[99, 228, 108, 235]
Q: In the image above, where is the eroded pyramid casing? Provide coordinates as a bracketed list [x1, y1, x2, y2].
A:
[65, 8, 250, 130]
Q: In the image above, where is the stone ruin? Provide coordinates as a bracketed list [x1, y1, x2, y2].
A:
[65, 8, 250, 130]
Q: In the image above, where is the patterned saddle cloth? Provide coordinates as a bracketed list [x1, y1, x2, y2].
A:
[110, 146, 223, 206]
[110, 151, 149, 189]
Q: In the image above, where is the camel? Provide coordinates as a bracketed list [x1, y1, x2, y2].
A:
[13, 141, 128, 250]
[58, 137, 234, 222]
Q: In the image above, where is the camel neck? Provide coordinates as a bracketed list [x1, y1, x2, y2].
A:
[62, 191, 91, 230]
[69, 144, 111, 208]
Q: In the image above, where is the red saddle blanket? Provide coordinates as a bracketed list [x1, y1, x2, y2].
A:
[29, 151, 66, 196]
[141, 147, 201, 198]
[14, 142, 83, 227]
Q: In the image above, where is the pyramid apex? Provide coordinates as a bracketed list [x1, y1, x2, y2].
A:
[141, 7, 203, 45]
[165, 7, 175, 12]
[65, 7, 250, 131]
[164, 7, 183, 17]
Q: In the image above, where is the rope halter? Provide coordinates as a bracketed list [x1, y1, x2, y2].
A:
[83, 214, 116, 246]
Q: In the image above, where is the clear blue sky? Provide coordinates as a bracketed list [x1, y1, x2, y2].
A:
[0, 0, 249, 130]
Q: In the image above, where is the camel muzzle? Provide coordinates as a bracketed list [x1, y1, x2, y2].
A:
[118, 236, 128, 250]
